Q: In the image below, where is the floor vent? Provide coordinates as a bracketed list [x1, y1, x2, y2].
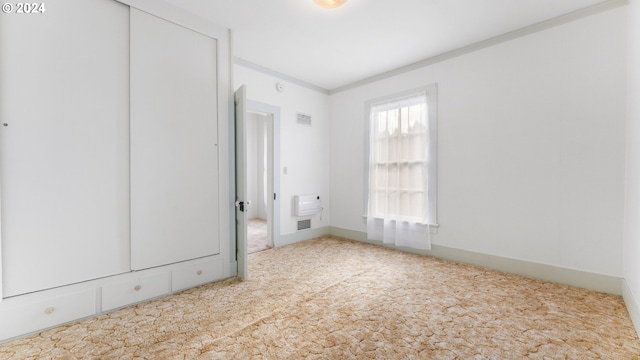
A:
[297, 219, 311, 231]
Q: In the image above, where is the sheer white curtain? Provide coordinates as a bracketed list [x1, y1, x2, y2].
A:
[366, 91, 431, 250]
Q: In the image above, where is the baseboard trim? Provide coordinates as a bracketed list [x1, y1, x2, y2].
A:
[329, 227, 622, 295]
[623, 280, 640, 337]
[278, 226, 331, 247]
[330, 227, 368, 242]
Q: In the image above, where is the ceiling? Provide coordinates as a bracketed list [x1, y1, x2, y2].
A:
[162, 0, 615, 92]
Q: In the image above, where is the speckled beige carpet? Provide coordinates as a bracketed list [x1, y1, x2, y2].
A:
[248, 218, 270, 254]
[1, 236, 639, 359]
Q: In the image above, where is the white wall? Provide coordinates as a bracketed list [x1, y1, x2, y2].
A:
[246, 112, 269, 220]
[257, 114, 268, 220]
[246, 113, 259, 219]
[624, 0, 640, 331]
[234, 67, 330, 235]
[330, 7, 627, 277]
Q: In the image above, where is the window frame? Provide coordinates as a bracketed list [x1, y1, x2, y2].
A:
[363, 84, 438, 226]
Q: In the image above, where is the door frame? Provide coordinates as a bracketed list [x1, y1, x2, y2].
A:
[233, 97, 281, 279]
[246, 100, 281, 249]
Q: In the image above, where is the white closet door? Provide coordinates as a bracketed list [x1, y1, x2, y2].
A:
[130, 9, 220, 270]
[0, 0, 131, 297]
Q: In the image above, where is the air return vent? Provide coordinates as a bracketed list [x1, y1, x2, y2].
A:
[297, 113, 311, 126]
[297, 219, 311, 231]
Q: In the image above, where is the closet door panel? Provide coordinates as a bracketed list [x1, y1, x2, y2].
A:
[0, 0, 131, 297]
[130, 9, 220, 270]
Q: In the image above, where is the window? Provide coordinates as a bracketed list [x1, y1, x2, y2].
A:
[365, 84, 437, 226]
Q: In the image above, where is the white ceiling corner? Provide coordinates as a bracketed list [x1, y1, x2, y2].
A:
[162, 0, 623, 92]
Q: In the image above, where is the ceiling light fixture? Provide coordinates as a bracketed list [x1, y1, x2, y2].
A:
[313, 0, 347, 9]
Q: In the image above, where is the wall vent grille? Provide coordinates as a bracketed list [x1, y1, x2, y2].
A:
[297, 113, 311, 126]
[297, 219, 311, 231]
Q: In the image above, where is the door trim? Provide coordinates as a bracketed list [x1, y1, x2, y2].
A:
[232, 97, 281, 280]
[234, 86, 248, 280]
[247, 100, 281, 248]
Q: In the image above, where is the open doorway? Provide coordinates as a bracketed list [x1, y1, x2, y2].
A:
[246, 111, 271, 253]
[246, 101, 280, 254]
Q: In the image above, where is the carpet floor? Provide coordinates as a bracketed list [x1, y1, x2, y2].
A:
[1, 236, 639, 359]
[248, 218, 270, 254]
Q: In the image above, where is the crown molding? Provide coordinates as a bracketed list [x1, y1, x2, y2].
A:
[329, 0, 628, 94]
[233, 58, 330, 95]
[233, 0, 628, 96]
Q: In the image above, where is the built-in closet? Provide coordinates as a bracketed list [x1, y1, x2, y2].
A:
[0, 0, 231, 341]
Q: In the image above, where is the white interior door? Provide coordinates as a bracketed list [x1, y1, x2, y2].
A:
[0, 0, 130, 297]
[235, 85, 248, 280]
[130, 8, 219, 270]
